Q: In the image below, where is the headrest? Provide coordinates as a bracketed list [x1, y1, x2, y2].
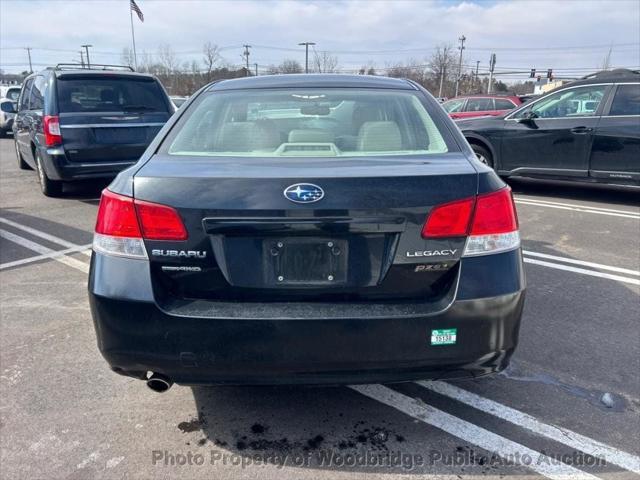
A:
[357, 121, 402, 152]
[288, 129, 333, 143]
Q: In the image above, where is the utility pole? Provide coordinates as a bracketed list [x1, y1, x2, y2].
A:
[25, 47, 33, 73]
[242, 45, 251, 76]
[298, 42, 315, 73]
[475, 60, 480, 90]
[81, 45, 92, 68]
[454, 35, 466, 97]
[438, 64, 446, 98]
[487, 53, 496, 94]
[79, 50, 85, 68]
[254, 63, 258, 76]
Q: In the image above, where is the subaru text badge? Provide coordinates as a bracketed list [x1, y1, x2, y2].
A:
[283, 183, 324, 203]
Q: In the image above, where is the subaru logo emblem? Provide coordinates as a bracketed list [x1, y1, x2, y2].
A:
[283, 183, 324, 203]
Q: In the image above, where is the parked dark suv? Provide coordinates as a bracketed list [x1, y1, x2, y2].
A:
[456, 69, 640, 186]
[13, 64, 173, 196]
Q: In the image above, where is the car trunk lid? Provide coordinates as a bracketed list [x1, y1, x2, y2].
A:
[133, 153, 478, 302]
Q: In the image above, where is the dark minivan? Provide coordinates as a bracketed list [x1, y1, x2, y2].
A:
[13, 64, 173, 196]
[456, 69, 640, 186]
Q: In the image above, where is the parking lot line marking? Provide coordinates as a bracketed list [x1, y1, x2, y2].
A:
[0, 217, 92, 256]
[514, 197, 640, 215]
[351, 384, 600, 480]
[522, 250, 640, 276]
[514, 200, 640, 219]
[0, 229, 89, 274]
[0, 243, 92, 271]
[523, 258, 640, 286]
[417, 381, 640, 475]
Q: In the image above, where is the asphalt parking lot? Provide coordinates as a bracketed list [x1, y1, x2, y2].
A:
[0, 136, 638, 479]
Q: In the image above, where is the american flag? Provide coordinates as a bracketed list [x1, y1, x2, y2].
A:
[130, 0, 144, 22]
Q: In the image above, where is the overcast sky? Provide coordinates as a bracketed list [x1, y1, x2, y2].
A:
[1, 0, 639, 81]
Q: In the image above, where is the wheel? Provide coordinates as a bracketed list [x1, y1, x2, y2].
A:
[35, 151, 63, 197]
[15, 140, 31, 170]
[471, 144, 494, 168]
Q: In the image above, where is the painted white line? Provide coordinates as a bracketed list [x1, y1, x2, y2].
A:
[0, 244, 92, 270]
[351, 384, 600, 480]
[523, 251, 640, 276]
[418, 381, 640, 475]
[0, 217, 92, 256]
[514, 197, 640, 216]
[0, 229, 89, 274]
[523, 257, 640, 286]
[515, 200, 639, 220]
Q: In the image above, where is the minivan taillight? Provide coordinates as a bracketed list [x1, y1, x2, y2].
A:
[93, 189, 188, 259]
[421, 187, 520, 256]
[43, 115, 62, 147]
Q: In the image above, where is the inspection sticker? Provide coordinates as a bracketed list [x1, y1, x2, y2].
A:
[431, 328, 457, 345]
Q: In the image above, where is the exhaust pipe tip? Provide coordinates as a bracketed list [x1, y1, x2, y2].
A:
[146, 373, 173, 393]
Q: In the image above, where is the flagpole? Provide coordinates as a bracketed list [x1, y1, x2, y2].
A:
[130, 4, 138, 70]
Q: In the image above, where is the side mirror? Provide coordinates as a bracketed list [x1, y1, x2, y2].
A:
[0, 101, 16, 114]
[517, 110, 537, 125]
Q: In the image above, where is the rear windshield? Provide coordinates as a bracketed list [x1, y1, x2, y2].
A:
[166, 89, 450, 157]
[57, 76, 168, 113]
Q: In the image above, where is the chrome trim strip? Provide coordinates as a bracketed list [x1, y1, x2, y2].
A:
[60, 123, 165, 129]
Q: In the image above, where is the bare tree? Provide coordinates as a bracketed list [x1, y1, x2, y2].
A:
[203, 42, 221, 81]
[120, 47, 134, 68]
[312, 51, 339, 73]
[158, 44, 179, 75]
[427, 44, 457, 97]
[268, 59, 303, 74]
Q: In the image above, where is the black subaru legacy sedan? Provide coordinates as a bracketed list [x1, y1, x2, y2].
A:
[88, 74, 525, 392]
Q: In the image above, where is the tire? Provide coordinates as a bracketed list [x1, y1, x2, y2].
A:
[471, 143, 494, 168]
[35, 151, 63, 197]
[15, 140, 31, 170]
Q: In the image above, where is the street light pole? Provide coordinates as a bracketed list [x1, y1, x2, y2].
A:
[81, 45, 92, 68]
[298, 42, 315, 73]
[25, 47, 33, 73]
[454, 35, 466, 97]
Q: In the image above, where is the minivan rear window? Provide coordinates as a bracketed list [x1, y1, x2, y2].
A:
[57, 76, 168, 113]
[166, 89, 450, 157]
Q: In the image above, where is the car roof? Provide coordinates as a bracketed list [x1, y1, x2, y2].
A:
[207, 74, 417, 92]
[446, 94, 520, 100]
[565, 69, 639, 87]
[50, 69, 157, 80]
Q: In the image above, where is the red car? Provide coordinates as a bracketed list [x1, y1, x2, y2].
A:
[442, 95, 522, 119]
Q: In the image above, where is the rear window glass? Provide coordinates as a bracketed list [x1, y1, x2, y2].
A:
[167, 89, 449, 157]
[495, 98, 516, 110]
[57, 77, 168, 113]
[609, 84, 640, 116]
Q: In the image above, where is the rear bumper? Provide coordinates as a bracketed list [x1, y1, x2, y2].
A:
[39, 147, 136, 181]
[88, 249, 526, 385]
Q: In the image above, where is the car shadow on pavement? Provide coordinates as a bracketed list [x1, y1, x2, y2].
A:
[506, 178, 640, 207]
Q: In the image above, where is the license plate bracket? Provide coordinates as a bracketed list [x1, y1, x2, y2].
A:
[264, 238, 348, 286]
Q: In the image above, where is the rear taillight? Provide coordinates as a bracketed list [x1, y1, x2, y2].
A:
[465, 188, 519, 256]
[421, 197, 474, 238]
[43, 115, 62, 147]
[421, 187, 520, 256]
[93, 189, 188, 259]
[135, 200, 188, 241]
